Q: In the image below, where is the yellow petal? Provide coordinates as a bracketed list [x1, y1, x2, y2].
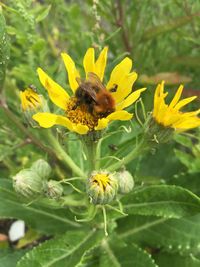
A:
[174, 117, 200, 130]
[33, 113, 73, 130]
[95, 118, 109, 130]
[33, 113, 89, 134]
[94, 47, 108, 81]
[20, 88, 42, 111]
[153, 83, 161, 118]
[163, 113, 182, 127]
[106, 110, 133, 121]
[37, 68, 69, 110]
[73, 124, 89, 134]
[153, 82, 167, 119]
[116, 88, 146, 110]
[106, 57, 132, 89]
[169, 85, 183, 108]
[20, 91, 27, 110]
[182, 109, 200, 117]
[61, 53, 80, 92]
[174, 96, 197, 110]
[111, 72, 138, 103]
[83, 48, 95, 77]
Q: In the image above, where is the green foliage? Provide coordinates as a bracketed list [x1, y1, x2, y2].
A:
[0, 250, 27, 267]
[155, 253, 200, 267]
[117, 214, 200, 254]
[121, 185, 200, 218]
[0, 179, 80, 235]
[17, 230, 103, 267]
[99, 242, 158, 267]
[0, 7, 9, 89]
[0, 0, 200, 266]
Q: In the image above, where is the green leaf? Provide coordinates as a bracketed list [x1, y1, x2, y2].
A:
[142, 13, 200, 41]
[0, 7, 10, 89]
[117, 214, 200, 254]
[36, 5, 51, 23]
[100, 241, 157, 267]
[0, 179, 80, 234]
[121, 185, 200, 218]
[168, 172, 200, 196]
[174, 149, 194, 169]
[17, 230, 102, 267]
[174, 149, 200, 174]
[174, 134, 193, 149]
[155, 252, 200, 267]
[0, 249, 27, 267]
[76, 247, 100, 267]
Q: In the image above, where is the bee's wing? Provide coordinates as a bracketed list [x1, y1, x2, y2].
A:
[79, 83, 97, 101]
[87, 72, 106, 92]
[76, 77, 84, 85]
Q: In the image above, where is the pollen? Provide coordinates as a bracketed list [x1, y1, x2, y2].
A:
[65, 97, 100, 130]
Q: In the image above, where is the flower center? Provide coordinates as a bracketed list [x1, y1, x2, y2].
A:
[21, 89, 41, 111]
[91, 173, 110, 191]
[65, 97, 101, 130]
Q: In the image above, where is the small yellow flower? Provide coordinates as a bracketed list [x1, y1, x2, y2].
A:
[32, 47, 146, 135]
[20, 88, 42, 111]
[153, 81, 200, 132]
[87, 170, 118, 204]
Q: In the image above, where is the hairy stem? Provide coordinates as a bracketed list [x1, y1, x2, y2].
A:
[0, 102, 56, 157]
[46, 131, 86, 178]
[107, 138, 148, 172]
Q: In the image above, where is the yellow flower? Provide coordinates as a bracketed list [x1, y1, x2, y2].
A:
[20, 88, 42, 111]
[153, 81, 200, 132]
[32, 47, 146, 135]
[87, 170, 118, 204]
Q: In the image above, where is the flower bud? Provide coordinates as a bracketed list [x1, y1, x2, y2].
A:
[13, 169, 45, 198]
[116, 170, 134, 194]
[31, 159, 52, 180]
[20, 87, 49, 127]
[44, 180, 63, 199]
[86, 171, 118, 205]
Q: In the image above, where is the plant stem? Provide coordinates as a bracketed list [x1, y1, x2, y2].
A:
[0, 100, 85, 177]
[81, 138, 99, 173]
[107, 138, 148, 172]
[114, 0, 132, 53]
[46, 131, 85, 177]
[0, 103, 56, 157]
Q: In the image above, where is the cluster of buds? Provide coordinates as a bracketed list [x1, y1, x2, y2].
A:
[13, 159, 63, 200]
[87, 169, 134, 205]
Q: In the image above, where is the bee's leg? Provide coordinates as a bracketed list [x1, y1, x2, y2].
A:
[109, 84, 118, 92]
[72, 99, 81, 110]
[88, 104, 94, 114]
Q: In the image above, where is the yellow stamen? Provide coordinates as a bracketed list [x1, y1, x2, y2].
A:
[65, 97, 101, 131]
